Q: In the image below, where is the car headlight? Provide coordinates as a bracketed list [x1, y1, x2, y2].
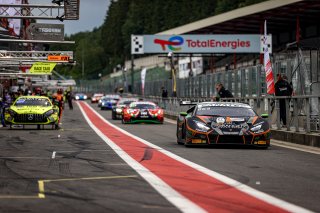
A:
[7, 109, 16, 116]
[116, 108, 122, 113]
[250, 124, 263, 133]
[75, 96, 79, 100]
[44, 109, 54, 117]
[84, 95, 87, 99]
[194, 121, 210, 132]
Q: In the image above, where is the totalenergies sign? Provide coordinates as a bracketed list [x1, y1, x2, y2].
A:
[131, 34, 271, 54]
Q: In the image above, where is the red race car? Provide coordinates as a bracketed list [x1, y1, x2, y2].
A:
[122, 101, 164, 124]
[91, 93, 104, 103]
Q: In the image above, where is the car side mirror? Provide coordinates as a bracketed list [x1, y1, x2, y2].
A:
[261, 114, 269, 118]
[180, 112, 188, 116]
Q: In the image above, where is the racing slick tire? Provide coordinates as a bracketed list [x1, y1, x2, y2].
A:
[182, 124, 190, 147]
[176, 122, 184, 145]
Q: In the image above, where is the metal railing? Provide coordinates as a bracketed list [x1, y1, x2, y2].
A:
[144, 95, 320, 134]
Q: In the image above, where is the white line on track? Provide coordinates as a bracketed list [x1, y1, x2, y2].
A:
[271, 139, 320, 155]
[51, 151, 56, 159]
[79, 102, 313, 213]
[77, 102, 205, 213]
[164, 118, 176, 124]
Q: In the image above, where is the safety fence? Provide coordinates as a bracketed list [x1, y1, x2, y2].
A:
[143, 95, 320, 134]
[75, 48, 319, 99]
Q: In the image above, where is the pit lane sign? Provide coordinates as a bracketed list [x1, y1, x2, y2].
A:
[47, 55, 70, 61]
[29, 62, 56, 74]
[26, 23, 64, 41]
[131, 34, 272, 54]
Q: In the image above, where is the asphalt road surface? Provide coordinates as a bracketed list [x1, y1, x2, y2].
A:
[0, 101, 319, 213]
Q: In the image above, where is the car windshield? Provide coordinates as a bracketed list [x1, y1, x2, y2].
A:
[122, 101, 134, 105]
[14, 98, 52, 107]
[119, 99, 136, 105]
[130, 103, 156, 109]
[196, 106, 256, 117]
[102, 98, 114, 102]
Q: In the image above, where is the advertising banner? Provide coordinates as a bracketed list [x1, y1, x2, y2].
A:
[29, 62, 56, 74]
[263, 20, 275, 95]
[27, 23, 64, 41]
[0, 0, 22, 36]
[132, 34, 271, 54]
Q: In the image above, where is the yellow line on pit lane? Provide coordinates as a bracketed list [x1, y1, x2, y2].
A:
[38, 180, 45, 198]
[37, 175, 138, 199]
[0, 175, 137, 199]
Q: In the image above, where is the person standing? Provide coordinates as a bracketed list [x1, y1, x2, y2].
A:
[0, 96, 6, 127]
[53, 88, 64, 126]
[274, 74, 293, 127]
[65, 89, 73, 110]
[1, 91, 12, 127]
[161, 86, 168, 109]
[214, 83, 233, 101]
[161, 86, 168, 98]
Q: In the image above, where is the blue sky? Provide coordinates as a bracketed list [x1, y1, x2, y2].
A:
[29, 0, 111, 35]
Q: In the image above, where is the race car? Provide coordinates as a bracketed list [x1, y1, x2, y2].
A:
[5, 96, 60, 129]
[100, 97, 118, 110]
[91, 93, 104, 103]
[176, 102, 270, 148]
[99, 94, 120, 109]
[111, 98, 138, 120]
[122, 101, 164, 124]
[74, 93, 87, 100]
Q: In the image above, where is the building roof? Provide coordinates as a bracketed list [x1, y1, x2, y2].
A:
[158, 0, 320, 35]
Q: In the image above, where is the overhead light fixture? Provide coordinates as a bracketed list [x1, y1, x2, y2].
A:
[56, 15, 65, 22]
[52, 0, 63, 6]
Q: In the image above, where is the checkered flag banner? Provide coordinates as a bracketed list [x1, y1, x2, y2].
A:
[260, 34, 272, 54]
[131, 35, 144, 54]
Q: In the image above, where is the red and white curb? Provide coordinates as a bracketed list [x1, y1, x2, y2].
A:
[77, 102, 312, 213]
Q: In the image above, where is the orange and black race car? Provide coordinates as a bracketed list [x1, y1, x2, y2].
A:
[176, 102, 270, 148]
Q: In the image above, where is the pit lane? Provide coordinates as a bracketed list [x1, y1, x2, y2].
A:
[0, 102, 178, 213]
[0, 101, 319, 212]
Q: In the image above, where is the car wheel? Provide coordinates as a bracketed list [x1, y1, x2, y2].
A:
[176, 122, 183, 145]
[182, 124, 189, 146]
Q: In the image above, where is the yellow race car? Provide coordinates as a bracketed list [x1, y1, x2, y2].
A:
[5, 96, 60, 129]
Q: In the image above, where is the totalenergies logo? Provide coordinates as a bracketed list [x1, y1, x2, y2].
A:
[154, 36, 184, 51]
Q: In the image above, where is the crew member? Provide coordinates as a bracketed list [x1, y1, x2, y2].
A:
[214, 83, 233, 101]
[65, 88, 73, 110]
[53, 88, 64, 125]
[1, 91, 12, 127]
[275, 74, 293, 127]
